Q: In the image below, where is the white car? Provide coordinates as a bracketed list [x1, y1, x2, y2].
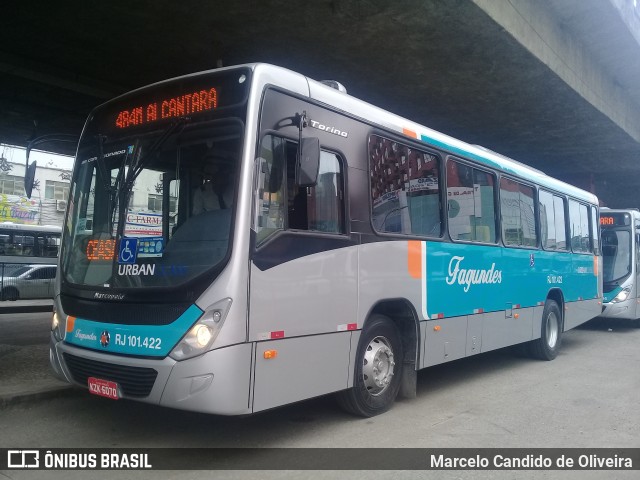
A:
[0, 264, 57, 301]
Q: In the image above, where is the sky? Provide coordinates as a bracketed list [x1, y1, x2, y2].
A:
[0, 143, 74, 171]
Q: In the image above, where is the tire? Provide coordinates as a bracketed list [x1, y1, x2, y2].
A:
[2, 288, 19, 301]
[336, 314, 403, 417]
[530, 299, 562, 360]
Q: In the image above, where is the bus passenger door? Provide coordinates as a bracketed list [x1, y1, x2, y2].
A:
[249, 135, 357, 412]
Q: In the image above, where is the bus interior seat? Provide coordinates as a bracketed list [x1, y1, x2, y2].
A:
[192, 181, 219, 215]
[163, 208, 231, 267]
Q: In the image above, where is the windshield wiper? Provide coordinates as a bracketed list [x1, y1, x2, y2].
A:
[95, 134, 113, 193]
[112, 118, 190, 235]
[127, 118, 190, 192]
[110, 118, 189, 285]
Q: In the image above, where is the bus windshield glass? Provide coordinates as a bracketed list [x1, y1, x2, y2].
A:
[62, 118, 243, 289]
[601, 228, 631, 284]
[60, 69, 251, 291]
[62, 119, 242, 289]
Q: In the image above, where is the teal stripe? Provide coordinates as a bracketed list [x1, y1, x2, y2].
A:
[425, 242, 598, 318]
[64, 304, 203, 357]
[419, 134, 505, 172]
[417, 133, 595, 202]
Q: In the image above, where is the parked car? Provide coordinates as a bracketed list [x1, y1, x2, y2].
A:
[0, 264, 57, 301]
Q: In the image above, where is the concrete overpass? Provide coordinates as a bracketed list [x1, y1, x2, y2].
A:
[2, 0, 640, 207]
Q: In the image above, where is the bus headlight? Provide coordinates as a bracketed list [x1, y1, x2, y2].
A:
[612, 287, 631, 303]
[51, 310, 62, 341]
[169, 299, 232, 361]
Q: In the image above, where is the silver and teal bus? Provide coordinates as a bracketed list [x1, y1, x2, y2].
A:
[50, 64, 602, 417]
[600, 208, 640, 324]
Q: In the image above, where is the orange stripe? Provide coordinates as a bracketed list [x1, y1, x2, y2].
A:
[593, 256, 598, 276]
[403, 128, 418, 138]
[407, 241, 422, 279]
[66, 316, 76, 333]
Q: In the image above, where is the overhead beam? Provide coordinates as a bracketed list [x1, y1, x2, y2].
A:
[0, 54, 124, 99]
[473, 0, 640, 143]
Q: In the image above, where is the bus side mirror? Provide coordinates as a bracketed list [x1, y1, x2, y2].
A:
[296, 137, 320, 187]
[24, 133, 79, 199]
[24, 161, 37, 199]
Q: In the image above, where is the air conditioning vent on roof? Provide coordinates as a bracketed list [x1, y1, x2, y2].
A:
[56, 199, 67, 212]
[320, 80, 347, 93]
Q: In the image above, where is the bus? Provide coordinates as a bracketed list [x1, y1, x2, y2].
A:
[49, 63, 602, 417]
[600, 208, 640, 324]
[0, 222, 61, 265]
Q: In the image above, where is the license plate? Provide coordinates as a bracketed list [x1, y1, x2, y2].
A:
[88, 377, 119, 400]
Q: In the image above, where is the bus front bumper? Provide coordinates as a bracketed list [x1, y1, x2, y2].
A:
[50, 335, 253, 415]
[601, 299, 636, 320]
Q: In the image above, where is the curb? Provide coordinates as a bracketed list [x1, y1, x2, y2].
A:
[0, 385, 78, 409]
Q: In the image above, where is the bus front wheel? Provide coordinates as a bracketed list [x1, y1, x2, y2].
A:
[530, 299, 562, 361]
[336, 314, 403, 417]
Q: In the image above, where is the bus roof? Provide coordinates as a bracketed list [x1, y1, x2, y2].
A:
[297, 66, 598, 205]
[91, 62, 599, 206]
[248, 63, 597, 205]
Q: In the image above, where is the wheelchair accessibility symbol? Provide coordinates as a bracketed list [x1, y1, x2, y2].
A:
[118, 238, 138, 264]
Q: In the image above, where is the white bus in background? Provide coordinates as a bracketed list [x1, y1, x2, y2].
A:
[0, 222, 61, 300]
[600, 208, 640, 325]
[0, 222, 61, 264]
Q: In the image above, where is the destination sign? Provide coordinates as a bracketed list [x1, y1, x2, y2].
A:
[600, 213, 630, 227]
[115, 88, 218, 129]
[81, 67, 251, 137]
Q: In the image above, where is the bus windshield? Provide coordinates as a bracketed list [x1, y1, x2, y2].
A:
[61, 120, 242, 290]
[601, 228, 631, 284]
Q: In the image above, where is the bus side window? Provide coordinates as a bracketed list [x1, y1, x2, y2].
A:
[568, 200, 591, 253]
[256, 134, 345, 244]
[500, 177, 537, 247]
[591, 207, 600, 255]
[11, 234, 35, 256]
[0, 234, 8, 254]
[447, 160, 496, 243]
[540, 190, 569, 251]
[369, 134, 442, 237]
[38, 234, 60, 257]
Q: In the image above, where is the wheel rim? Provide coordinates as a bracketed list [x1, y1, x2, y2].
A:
[362, 336, 396, 396]
[546, 311, 559, 349]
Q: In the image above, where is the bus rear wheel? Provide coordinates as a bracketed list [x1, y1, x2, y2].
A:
[336, 314, 403, 417]
[530, 299, 562, 360]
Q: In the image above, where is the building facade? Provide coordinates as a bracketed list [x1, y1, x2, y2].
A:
[0, 156, 71, 227]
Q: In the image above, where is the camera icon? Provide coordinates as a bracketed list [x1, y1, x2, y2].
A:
[7, 450, 39, 468]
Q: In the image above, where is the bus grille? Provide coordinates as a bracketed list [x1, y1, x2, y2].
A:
[63, 353, 158, 398]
